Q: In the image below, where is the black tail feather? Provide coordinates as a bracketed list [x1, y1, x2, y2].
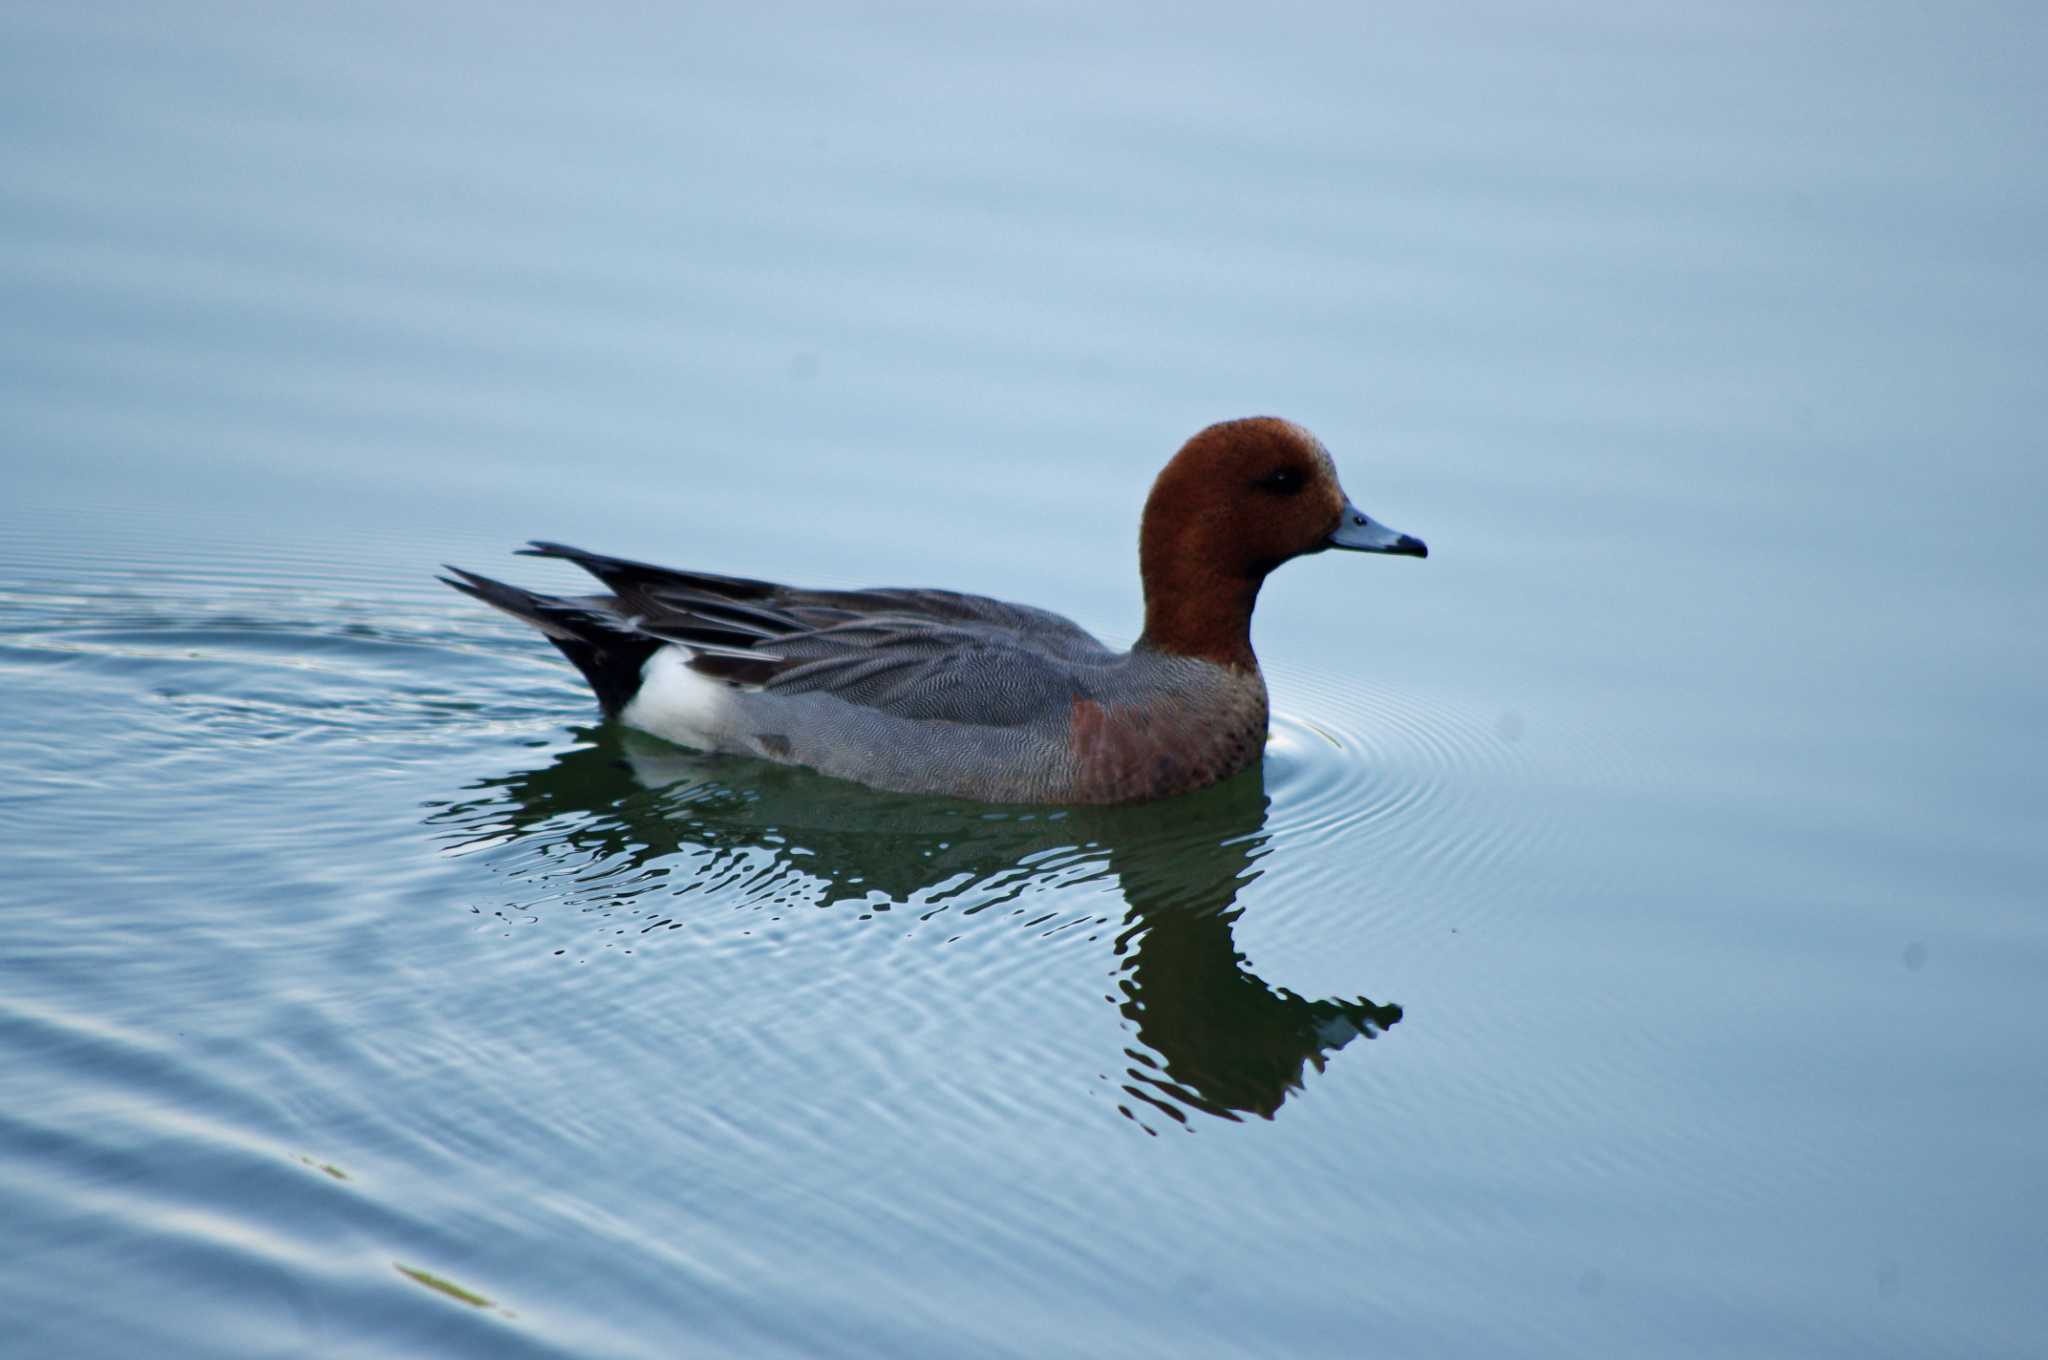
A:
[440, 566, 662, 716]
[517, 541, 778, 601]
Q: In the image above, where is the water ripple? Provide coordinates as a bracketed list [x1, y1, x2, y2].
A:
[0, 565, 1529, 1137]
[1264, 668, 1552, 922]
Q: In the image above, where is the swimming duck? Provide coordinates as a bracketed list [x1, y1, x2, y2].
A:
[444, 416, 1425, 804]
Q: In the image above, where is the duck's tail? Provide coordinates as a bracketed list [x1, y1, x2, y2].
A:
[440, 566, 663, 717]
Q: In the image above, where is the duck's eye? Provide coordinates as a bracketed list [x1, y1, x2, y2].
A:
[1255, 468, 1306, 494]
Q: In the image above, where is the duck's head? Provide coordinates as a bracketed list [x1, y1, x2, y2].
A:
[1137, 416, 1425, 668]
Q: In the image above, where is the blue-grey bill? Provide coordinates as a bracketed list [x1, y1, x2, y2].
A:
[1326, 497, 1427, 557]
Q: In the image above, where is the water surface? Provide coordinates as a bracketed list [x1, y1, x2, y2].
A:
[3, 4, 2043, 1356]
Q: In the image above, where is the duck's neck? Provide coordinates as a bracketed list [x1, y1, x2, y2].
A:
[1136, 559, 1266, 671]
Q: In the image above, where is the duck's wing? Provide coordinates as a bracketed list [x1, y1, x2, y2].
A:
[518, 541, 1111, 659]
[453, 543, 1119, 727]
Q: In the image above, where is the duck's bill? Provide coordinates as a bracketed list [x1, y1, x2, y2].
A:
[1327, 499, 1428, 557]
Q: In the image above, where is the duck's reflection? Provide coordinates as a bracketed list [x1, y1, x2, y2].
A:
[433, 729, 1401, 1127]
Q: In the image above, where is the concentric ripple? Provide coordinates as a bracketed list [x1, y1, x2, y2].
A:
[1261, 666, 1555, 925]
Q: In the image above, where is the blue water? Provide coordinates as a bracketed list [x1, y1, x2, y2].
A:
[3, 4, 2044, 1356]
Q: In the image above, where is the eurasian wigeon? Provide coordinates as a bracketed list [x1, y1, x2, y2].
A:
[445, 417, 1425, 804]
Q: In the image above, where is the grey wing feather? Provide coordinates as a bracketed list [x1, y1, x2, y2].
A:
[519, 541, 1117, 725]
[759, 620, 1117, 726]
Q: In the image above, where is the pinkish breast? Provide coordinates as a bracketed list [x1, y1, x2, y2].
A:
[1064, 694, 1267, 803]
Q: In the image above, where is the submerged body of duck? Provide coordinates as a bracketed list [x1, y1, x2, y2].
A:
[445, 417, 1424, 804]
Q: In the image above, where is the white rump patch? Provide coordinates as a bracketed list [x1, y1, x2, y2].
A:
[619, 647, 735, 750]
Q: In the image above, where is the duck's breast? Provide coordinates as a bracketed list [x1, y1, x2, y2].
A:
[1062, 653, 1269, 803]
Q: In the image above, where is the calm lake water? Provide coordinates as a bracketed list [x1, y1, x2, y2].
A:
[3, 4, 2043, 1356]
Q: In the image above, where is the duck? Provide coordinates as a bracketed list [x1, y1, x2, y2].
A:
[443, 416, 1426, 804]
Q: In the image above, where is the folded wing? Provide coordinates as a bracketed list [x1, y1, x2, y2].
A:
[450, 542, 1119, 727]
